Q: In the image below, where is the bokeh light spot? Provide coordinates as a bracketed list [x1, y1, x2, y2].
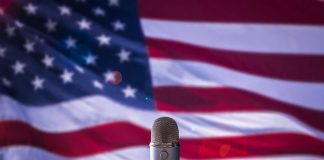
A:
[108, 71, 122, 85]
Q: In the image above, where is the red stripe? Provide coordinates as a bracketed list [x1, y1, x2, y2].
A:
[0, 121, 150, 157]
[155, 87, 324, 131]
[0, 0, 12, 13]
[182, 133, 324, 159]
[1, 121, 324, 158]
[147, 38, 324, 82]
[138, 0, 324, 24]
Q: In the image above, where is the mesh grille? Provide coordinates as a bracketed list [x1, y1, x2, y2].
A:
[151, 117, 179, 144]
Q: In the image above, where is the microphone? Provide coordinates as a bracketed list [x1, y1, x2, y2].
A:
[150, 117, 180, 160]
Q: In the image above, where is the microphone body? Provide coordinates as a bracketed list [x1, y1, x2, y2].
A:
[150, 145, 179, 160]
[150, 117, 180, 160]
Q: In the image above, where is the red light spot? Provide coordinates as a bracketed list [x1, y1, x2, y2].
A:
[198, 140, 231, 158]
[219, 144, 231, 157]
[108, 71, 122, 85]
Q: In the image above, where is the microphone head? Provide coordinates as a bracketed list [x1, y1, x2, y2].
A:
[151, 117, 179, 146]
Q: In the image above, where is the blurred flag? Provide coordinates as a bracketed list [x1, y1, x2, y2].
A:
[1, 0, 324, 159]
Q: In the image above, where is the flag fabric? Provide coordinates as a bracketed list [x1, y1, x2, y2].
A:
[1, 0, 324, 159]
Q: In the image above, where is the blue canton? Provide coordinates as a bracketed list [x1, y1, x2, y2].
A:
[0, 0, 155, 110]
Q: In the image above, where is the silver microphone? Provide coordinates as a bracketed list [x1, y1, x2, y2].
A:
[150, 117, 180, 160]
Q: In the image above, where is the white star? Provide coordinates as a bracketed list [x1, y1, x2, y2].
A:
[60, 69, 74, 84]
[45, 19, 57, 32]
[75, 65, 85, 74]
[77, 18, 91, 30]
[65, 36, 77, 48]
[93, 80, 104, 90]
[0, 47, 6, 58]
[24, 3, 38, 15]
[96, 34, 111, 46]
[117, 48, 131, 63]
[112, 20, 125, 31]
[42, 55, 54, 68]
[122, 85, 137, 98]
[85, 54, 97, 65]
[2, 78, 12, 87]
[0, 7, 4, 15]
[45, 19, 57, 33]
[31, 76, 45, 91]
[109, 0, 119, 6]
[5, 25, 16, 37]
[103, 70, 116, 82]
[12, 61, 26, 75]
[34, 35, 45, 43]
[93, 7, 105, 16]
[15, 20, 24, 28]
[23, 40, 35, 53]
[58, 5, 71, 16]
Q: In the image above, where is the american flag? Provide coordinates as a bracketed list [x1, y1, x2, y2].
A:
[1, 0, 324, 159]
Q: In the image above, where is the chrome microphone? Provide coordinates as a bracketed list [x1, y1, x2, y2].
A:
[150, 117, 180, 160]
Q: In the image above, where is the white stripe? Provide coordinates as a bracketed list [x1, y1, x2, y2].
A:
[1, 146, 324, 160]
[141, 18, 324, 54]
[0, 146, 148, 160]
[1, 95, 324, 139]
[150, 58, 324, 111]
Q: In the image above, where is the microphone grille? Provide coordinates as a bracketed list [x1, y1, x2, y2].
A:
[151, 117, 179, 144]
